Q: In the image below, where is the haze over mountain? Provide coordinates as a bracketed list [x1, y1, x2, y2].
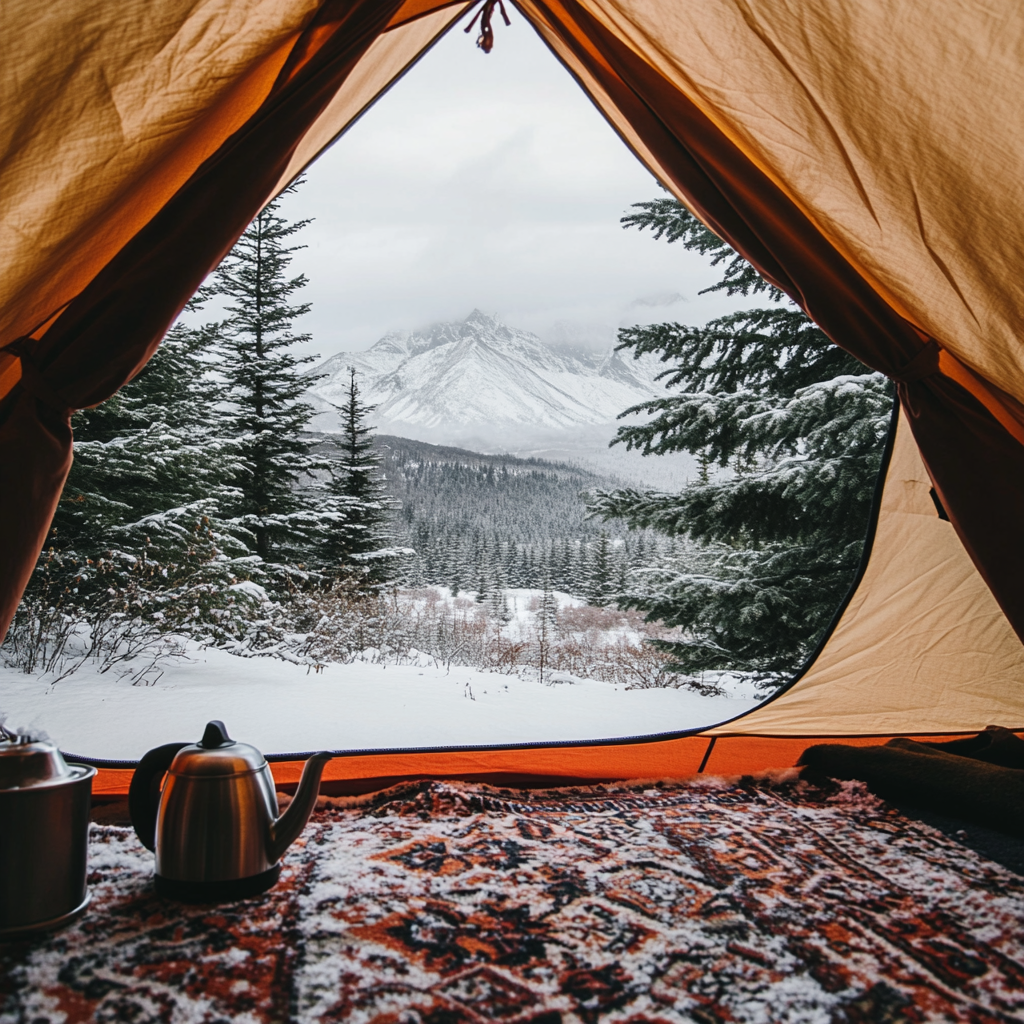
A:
[306, 310, 694, 486]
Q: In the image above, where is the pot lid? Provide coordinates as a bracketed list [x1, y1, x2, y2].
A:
[0, 727, 73, 790]
[169, 720, 268, 778]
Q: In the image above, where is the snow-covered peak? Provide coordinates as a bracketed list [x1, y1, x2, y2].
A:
[307, 310, 666, 445]
[463, 307, 501, 330]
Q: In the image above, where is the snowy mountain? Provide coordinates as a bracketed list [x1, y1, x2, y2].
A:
[306, 310, 687, 485]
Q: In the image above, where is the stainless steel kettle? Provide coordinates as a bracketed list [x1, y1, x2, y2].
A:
[129, 720, 332, 902]
[0, 727, 96, 938]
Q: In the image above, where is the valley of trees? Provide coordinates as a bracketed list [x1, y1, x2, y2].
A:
[349, 435, 669, 602]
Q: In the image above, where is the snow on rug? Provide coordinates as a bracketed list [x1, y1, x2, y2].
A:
[3, 775, 1024, 1023]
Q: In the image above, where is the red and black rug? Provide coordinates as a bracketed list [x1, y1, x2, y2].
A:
[2, 774, 1024, 1022]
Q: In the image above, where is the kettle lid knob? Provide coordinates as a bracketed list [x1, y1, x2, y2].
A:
[198, 720, 235, 749]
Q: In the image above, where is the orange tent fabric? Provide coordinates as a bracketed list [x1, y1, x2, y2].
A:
[89, 734, 981, 798]
[3, 0, 1024, 779]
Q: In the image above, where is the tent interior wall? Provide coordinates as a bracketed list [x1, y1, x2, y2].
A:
[3, 0, 1024, 786]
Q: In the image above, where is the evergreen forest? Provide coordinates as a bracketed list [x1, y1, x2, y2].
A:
[318, 433, 670, 602]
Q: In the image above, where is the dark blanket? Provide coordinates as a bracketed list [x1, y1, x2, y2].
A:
[799, 726, 1024, 836]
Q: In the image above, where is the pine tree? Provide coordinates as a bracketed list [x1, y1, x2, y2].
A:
[321, 367, 399, 586]
[27, 299, 258, 638]
[50, 303, 242, 560]
[535, 577, 559, 685]
[574, 542, 590, 600]
[585, 532, 615, 606]
[212, 181, 326, 565]
[615, 547, 629, 597]
[474, 538, 492, 603]
[589, 197, 893, 682]
[510, 546, 525, 589]
[486, 584, 512, 625]
[449, 538, 465, 597]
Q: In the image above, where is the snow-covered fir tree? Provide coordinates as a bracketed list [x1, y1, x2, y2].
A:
[449, 556, 466, 598]
[50, 301, 243, 560]
[30, 298, 258, 635]
[534, 578, 559, 684]
[211, 181, 327, 565]
[589, 197, 893, 681]
[585, 532, 615, 606]
[321, 367, 401, 587]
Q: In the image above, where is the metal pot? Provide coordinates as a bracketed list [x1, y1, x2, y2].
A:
[0, 728, 96, 939]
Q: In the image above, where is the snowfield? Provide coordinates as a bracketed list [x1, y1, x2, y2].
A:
[0, 642, 759, 761]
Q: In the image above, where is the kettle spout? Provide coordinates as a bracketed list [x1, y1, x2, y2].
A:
[268, 752, 333, 863]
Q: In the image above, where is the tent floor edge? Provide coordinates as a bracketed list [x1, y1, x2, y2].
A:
[84, 731, 1024, 797]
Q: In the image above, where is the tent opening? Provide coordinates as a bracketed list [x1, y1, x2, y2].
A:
[3, 9, 811, 764]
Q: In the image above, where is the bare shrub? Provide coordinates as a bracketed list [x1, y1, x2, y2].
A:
[286, 584, 490, 671]
[482, 634, 531, 674]
[6, 566, 722, 695]
[537, 600, 721, 693]
[273, 586, 717, 693]
[1, 549, 187, 685]
[0, 596, 79, 678]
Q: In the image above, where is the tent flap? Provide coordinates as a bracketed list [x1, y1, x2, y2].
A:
[0, 0, 433, 638]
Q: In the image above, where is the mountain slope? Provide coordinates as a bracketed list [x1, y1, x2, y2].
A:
[308, 309, 664, 434]
[307, 310, 695, 487]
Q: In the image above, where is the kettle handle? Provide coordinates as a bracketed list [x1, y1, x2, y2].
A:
[128, 742, 189, 852]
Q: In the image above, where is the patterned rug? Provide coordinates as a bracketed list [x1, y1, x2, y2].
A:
[3, 774, 1024, 1023]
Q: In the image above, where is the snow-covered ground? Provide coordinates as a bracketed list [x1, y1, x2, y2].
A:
[0, 641, 759, 761]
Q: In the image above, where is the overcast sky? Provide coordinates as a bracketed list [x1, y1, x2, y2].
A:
[269, 9, 757, 360]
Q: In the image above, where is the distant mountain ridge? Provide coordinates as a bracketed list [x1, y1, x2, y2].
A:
[306, 310, 694, 488]
[307, 309, 664, 437]
[371, 435, 608, 481]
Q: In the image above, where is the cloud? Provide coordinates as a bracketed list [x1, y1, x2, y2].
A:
[628, 292, 687, 309]
[220, 12, 761, 359]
